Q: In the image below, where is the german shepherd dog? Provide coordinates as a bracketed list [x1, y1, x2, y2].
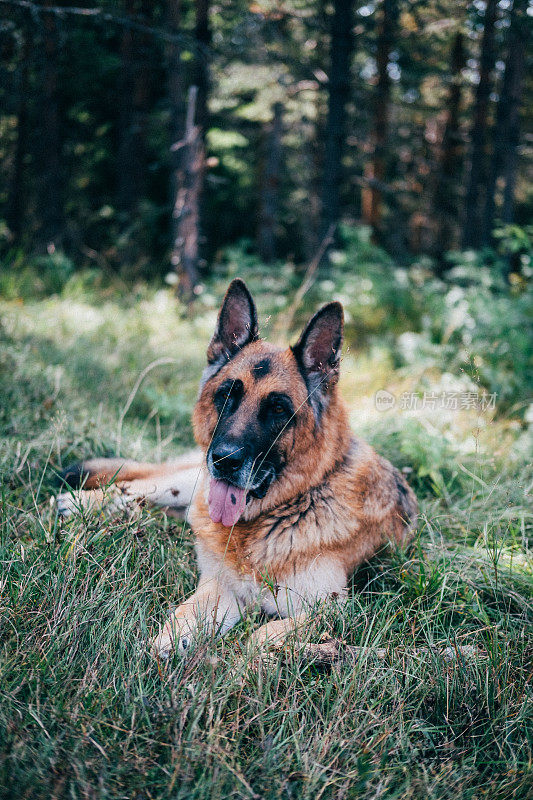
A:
[57, 279, 418, 657]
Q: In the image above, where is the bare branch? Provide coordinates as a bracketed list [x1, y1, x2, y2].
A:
[0, 0, 201, 51]
[273, 223, 336, 340]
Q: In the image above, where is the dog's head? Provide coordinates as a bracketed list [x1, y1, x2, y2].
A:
[193, 279, 344, 527]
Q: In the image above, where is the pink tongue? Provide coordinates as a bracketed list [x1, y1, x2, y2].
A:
[208, 479, 247, 527]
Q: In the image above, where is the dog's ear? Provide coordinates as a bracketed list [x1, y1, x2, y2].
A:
[207, 279, 258, 366]
[292, 302, 343, 413]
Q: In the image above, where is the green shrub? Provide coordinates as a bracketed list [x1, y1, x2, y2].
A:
[0, 249, 75, 299]
[395, 258, 532, 409]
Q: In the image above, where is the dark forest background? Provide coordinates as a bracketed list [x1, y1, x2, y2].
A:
[0, 0, 531, 297]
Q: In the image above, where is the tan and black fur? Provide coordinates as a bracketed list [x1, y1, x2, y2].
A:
[57, 279, 417, 656]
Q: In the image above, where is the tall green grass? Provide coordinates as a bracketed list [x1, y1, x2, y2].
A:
[0, 269, 531, 799]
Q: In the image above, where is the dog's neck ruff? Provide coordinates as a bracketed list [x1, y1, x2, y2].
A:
[225, 436, 357, 526]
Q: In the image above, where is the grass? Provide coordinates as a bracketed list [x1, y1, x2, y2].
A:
[0, 278, 531, 799]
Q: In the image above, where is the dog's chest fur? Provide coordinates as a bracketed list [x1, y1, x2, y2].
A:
[190, 438, 417, 586]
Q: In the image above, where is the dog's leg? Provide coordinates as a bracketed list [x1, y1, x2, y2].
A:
[251, 556, 349, 650]
[57, 452, 202, 519]
[152, 579, 241, 658]
[249, 614, 308, 649]
[58, 450, 202, 490]
[56, 486, 135, 518]
[113, 469, 200, 516]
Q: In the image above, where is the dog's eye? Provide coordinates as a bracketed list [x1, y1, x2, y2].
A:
[214, 380, 243, 413]
[268, 397, 291, 419]
[260, 393, 295, 427]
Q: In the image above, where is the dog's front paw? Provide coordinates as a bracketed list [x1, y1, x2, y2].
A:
[56, 492, 80, 518]
[151, 622, 195, 659]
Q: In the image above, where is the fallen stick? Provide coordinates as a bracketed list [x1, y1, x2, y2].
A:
[275, 639, 488, 667]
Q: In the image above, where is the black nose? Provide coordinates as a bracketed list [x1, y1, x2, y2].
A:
[211, 441, 245, 476]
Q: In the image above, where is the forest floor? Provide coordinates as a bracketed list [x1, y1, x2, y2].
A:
[0, 274, 531, 799]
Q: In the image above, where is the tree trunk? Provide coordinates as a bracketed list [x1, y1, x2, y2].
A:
[194, 0, 210, 134]
[167, 0, 198, 297]
[432, 32, 466, 269]
[257, 103, 283, 263]
[167, 0, 186, 282]
[462, 0, 498, 249]
[361, 0, 398, 234]
[166, 0, 184, 141]
[483, 0, 529, 240]
[170, 86, 202, 298]
[321, 0, 353, 238]
[117, 0, 152, 225]
[168, 0, 210, 297]
[300, 115, 321, 264]
[34, 0, 63, 251]
[6, 25, 31, 241]
[500, 0, 529, 226]
[191, 0, 210, 273]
